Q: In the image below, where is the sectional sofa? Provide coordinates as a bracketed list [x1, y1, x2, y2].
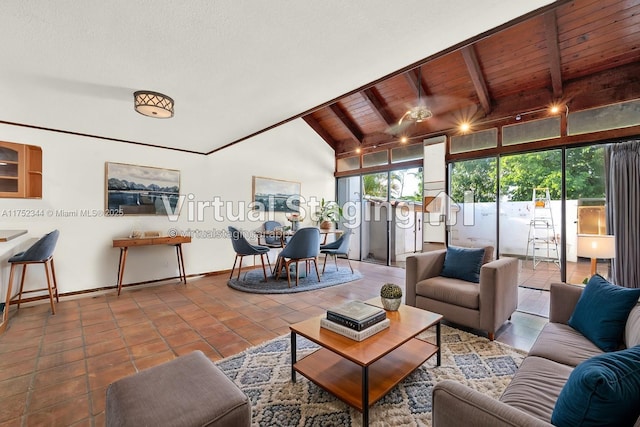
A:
[432, 281, 640, 427]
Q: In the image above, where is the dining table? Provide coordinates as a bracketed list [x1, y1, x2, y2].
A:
[257, 227, 343, 247]
[256, 227, 344, 278]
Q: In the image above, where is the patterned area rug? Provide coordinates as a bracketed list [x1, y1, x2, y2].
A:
[227, 266, 363, 294]
[215, 324, 527, 426]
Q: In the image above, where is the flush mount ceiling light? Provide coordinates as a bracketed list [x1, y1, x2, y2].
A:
[134, 91, 174, 118]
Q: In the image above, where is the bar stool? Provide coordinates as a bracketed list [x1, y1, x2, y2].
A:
[2, 230, 60, 325]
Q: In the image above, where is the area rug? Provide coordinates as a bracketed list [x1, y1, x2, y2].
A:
[215, 324, 527, 426]
[227, 266, 363, 294]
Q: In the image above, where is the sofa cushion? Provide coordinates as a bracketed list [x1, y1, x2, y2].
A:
[481, 246, 494, 265]
[625, 304, 640, 348]
[528, 323, 603, 367]
[551, 345, 640, 427]
[568, 274, 640, 351]
[500, 355, 574, 423]
[440, 246, 485, 283]
[416, 277, 479, 310]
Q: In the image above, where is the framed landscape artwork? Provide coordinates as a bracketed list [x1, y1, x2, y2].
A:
[252, 176, 300, 212]
[105, 162, 181, 215]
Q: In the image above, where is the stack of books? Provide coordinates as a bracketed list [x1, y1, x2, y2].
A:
[321, 300, 389, 341]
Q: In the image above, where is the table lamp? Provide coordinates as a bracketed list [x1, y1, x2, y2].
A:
[577, 234, 616, 276]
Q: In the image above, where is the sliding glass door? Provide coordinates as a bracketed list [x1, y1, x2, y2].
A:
[336, 176, 361, 261]
[447, 143, 608, 289]
[448, 158, 497, 251]
[565, 145, 608, 283]
[390, 167, 423, 267]
[499, 150, 563, 289]
[361, 172, 389, 265]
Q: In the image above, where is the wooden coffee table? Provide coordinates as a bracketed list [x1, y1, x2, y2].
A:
[290, 299, 442, 425]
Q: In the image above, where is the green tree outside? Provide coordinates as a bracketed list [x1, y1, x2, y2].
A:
[450, 146, 605, 203]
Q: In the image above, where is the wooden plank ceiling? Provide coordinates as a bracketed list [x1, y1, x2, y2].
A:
[303, 0, 640, 157]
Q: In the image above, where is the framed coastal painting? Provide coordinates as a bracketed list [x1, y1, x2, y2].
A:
[105, 162, 181, 215]
[252, 176, 300, 212]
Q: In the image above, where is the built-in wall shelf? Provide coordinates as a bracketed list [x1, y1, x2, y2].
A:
[0, 141, 42, 198]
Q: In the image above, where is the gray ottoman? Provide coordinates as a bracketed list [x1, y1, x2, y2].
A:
[106, 350, 251, 427]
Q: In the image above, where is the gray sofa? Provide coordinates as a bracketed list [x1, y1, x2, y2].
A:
[432, 282, 640, 427]
[405, 247, 519, 340]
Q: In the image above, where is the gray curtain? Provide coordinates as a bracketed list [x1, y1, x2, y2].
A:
[606, 140, 640, 288]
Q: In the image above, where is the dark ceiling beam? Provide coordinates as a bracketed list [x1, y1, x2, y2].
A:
[362, 88, 396, 126]
[544, 10, 563, 98]
[328, 103, 364, 143]
[461, 45, 492, 115]
[403, 68, 431, 99]
[302, 115, 337, 149]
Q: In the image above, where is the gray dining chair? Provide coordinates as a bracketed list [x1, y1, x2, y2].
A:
[275, 227, 321, 287]
[3, 230, 60, 325]
[260, 221, 285, 248]
[228, 226, 271, 281]
[320, 228, 354, 274]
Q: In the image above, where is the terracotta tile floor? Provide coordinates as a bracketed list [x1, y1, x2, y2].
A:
[0, 260, 548, 426]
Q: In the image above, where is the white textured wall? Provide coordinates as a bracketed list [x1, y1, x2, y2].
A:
[0, 119, 335, 296]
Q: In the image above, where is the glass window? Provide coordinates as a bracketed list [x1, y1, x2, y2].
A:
[448, 158, 497, 250]
[566, 145, 609, 284]
[391, 144, 422, 163]
[450, 128, 497, 154]
[568, 99, 640, 135]
[502, 116, 561, 146]
[500, 150, 562, 286]
[336, 156, 360, 172]
[363, 151, 388, 168]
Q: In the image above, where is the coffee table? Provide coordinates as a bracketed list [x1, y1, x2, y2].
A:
[290, 298, 442, 425]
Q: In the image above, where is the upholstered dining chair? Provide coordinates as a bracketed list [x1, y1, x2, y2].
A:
[228, 226, 271, 281]
[3, 230, 60, 325]
[320, 228, 354, 274]
[275, 227, 321, 287]
[259, 221, 285, 248]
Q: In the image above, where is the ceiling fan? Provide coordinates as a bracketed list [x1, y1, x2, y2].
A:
[397, 67, 432, 126]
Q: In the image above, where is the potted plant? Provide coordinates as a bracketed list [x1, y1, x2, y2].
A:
[380, 283, 403, 311]
[316, 198, 342, 230]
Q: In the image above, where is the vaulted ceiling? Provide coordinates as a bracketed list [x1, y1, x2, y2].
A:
[303, 0, 640, 157]
[0, 1, 557, 155]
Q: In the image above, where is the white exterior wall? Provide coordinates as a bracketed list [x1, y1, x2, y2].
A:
[450, 200, 580, 262]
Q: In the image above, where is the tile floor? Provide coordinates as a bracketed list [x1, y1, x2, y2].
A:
[0, 260, 549, 426]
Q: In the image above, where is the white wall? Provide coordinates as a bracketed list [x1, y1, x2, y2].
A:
[0, 119, 335, 297]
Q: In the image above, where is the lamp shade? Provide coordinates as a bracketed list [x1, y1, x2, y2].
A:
[577, 234, 616, 259]
[134, 91, 174, 118]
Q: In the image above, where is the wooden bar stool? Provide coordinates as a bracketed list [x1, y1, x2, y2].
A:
[2, 230, 60, 325]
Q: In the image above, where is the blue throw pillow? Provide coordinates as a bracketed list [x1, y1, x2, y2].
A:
[440, 246, 485, 283]
[551, 345, 640, 427]
[568, 275, 640, 351]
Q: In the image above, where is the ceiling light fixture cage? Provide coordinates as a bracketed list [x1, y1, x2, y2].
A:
[134, 90, 174, 118]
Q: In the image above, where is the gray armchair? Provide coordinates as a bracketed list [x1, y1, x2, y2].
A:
[405, 247, 519, 340]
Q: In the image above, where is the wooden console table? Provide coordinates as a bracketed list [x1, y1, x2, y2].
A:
[112, 235, 191, 296]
